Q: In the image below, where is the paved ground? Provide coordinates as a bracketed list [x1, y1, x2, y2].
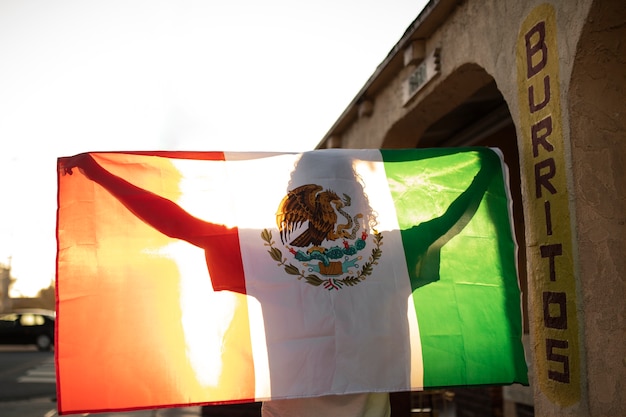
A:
[0, 397, 203, 417]
[0, 347, 261, 417]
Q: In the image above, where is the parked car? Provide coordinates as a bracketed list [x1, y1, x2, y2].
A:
[0, 309, 55, 351]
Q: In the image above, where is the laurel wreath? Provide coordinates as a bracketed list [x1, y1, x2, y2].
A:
[261, 229, 383, 290]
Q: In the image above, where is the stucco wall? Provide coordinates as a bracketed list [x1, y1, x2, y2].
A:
[567, 0, 626, 414]
[325, 1, 625, 415]
[337, 0, 594, 152]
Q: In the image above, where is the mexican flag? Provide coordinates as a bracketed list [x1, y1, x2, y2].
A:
[56, 148, 528, 414]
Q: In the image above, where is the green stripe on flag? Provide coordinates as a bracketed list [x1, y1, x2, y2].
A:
[381, 148, 527, 387]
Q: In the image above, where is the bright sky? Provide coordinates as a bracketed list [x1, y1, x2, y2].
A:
[0, 0, 428, 297]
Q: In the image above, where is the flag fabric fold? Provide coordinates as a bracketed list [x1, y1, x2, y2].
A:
[55, 148, 528, 414]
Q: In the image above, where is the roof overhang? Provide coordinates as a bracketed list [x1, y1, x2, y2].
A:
[317, 0, 460, 148]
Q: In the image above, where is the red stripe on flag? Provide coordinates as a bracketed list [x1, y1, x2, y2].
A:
[58, 152, 247, 293]
[118, 150, 227, 160]
[63, 150, 227, 160]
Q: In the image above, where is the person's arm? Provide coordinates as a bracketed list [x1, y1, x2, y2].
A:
[418, 149, 498, 243]
[59, 153, 228, 248]
[60, 153, 246, 294]
[403, 149, 500, 287]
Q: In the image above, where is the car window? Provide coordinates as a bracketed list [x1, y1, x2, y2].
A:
[0, 314, 18, 322]
[20, 314, 45, 326]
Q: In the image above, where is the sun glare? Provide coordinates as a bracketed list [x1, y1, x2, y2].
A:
[0, 0, 428, 299]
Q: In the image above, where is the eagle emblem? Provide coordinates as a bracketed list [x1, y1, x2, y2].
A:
[262, 183, 383, 290]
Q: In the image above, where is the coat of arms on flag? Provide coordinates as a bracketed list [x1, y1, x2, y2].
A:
[56, 148, 528, 415]
[267, 183, 383, 290]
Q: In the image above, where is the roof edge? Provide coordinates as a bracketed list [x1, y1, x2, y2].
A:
[316, 0, 460, 148]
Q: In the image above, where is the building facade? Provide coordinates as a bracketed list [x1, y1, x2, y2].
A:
[317, 1, 625, 416]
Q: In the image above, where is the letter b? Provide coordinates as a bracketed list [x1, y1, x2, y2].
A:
[525, 21, 548, 78]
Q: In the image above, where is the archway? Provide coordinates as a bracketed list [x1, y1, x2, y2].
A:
[384, 63, 531, 416]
